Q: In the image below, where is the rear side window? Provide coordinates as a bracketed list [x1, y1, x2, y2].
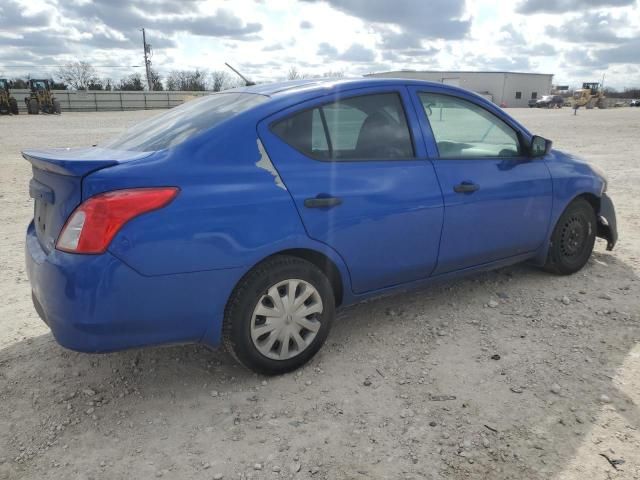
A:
[101, 93, 266, 152]
[272, 93, 414, 161]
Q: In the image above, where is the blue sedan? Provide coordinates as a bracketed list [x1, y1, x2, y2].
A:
[24, 78, 617, 374]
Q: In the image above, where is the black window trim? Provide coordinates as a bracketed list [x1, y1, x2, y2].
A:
[269, 90, 418, 163]
[417, 91, 529, 161]
[318, 107, 333, 154]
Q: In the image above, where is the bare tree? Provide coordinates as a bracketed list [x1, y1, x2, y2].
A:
[166, 69, 207, 91]
[287, 67, 300, 80]
[287, 66, 316, 80]
[322, 70, 345, 78]
[150, 68, 164, 91]
[210, 70, 231, 92]
[56, 61, 98, 90]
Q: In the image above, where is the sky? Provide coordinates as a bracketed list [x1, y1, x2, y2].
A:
[1, 0, 639, 89]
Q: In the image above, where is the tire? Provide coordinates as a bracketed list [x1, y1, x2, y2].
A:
[9, 98, 18, 115]
[544, 198, 597, 275]
[223, 255, 335, 375]
[53, 100, 61, 114]
[28, 98, 38, 114]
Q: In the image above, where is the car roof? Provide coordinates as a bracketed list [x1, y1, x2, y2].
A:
[232, 77, 449, 98]
[222, 76, 533, 140]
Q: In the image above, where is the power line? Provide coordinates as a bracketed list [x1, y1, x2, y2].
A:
[0, 65, 143, 68]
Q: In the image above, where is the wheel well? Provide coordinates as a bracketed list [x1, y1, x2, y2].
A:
[576, 192, 600, 214]
[276, 249, 344, 306]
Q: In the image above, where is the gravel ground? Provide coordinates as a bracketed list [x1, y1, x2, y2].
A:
[1, 108, 639, 480]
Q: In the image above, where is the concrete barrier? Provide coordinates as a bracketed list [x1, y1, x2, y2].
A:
[11, 90, 209, 113]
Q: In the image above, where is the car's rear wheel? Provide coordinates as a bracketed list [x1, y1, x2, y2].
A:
[544, 198, 596, 275]
[223, 255, 335, 375]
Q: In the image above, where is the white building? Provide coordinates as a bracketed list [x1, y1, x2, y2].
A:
[366, 70, 554, 108]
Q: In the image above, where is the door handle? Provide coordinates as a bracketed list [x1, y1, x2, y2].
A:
[304, 196, 343, 208]
[453, 182, 479, 194]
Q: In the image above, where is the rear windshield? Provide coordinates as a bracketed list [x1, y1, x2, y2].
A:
[101, 92, 267, 152]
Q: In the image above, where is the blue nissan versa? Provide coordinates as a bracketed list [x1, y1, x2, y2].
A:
[24, 78, 617, 374]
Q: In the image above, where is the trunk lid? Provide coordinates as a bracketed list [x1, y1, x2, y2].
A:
[23, 147, 152, 253]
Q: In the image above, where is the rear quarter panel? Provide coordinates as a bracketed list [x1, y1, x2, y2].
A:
[83, 117, 345, 279]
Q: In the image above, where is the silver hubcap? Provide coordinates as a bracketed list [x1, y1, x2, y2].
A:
[250, 279, 323, 360]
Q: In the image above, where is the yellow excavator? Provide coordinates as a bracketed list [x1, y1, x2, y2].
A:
[573, 82, 606, 109]
[0, 78, 19, 115]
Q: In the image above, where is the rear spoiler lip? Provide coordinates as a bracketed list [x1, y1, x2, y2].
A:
[22, 147, 153, 177]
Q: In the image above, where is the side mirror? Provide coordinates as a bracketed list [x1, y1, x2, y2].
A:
[530, 135, 552, 157]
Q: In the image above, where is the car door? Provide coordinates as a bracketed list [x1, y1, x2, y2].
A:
[258, 87, 444, 294]
[408, 87, 553, 275]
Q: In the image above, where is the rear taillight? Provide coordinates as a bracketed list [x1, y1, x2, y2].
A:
[56, 187, 179, 254]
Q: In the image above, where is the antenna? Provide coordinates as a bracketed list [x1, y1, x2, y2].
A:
[225, 63, 255, 86]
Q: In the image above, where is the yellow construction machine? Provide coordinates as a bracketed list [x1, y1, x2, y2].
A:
[573, 82, 606, 109]
[25, 79, 61, 114]
[0, 79, 19, 115]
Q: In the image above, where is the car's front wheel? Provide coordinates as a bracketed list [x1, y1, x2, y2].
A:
[222, 255, 335, 375]
[544, 197, 596, 275]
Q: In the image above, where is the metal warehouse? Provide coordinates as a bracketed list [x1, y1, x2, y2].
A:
[367, 70, 554, 108]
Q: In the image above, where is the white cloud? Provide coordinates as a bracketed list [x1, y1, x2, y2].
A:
[0, 0, 639, 89]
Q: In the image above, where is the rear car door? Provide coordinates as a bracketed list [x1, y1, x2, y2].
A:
[408, 87, 553, 274]
[258, 87, 444, 294]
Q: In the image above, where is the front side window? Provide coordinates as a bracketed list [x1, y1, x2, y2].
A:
[418, 93, 521, 159]
[272, 93, 414, 161]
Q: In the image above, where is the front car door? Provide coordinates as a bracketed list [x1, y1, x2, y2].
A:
[408, 87, 553, 274]
[258, 87, 444, 294]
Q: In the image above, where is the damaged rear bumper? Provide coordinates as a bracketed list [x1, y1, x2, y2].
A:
[597, 193, 617, 251]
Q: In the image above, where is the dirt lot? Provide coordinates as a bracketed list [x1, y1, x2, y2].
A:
[1, 108, 639, 480]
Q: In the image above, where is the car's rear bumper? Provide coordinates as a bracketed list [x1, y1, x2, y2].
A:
[597, 193, 617, 251]
[25, 221, 243, 352]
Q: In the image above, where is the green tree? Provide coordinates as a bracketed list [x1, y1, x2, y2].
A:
[118, 73, 144, 91]
[10, 78, 28, 89]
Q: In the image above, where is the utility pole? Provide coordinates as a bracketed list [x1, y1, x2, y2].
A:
[141, 28, 153, 91]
